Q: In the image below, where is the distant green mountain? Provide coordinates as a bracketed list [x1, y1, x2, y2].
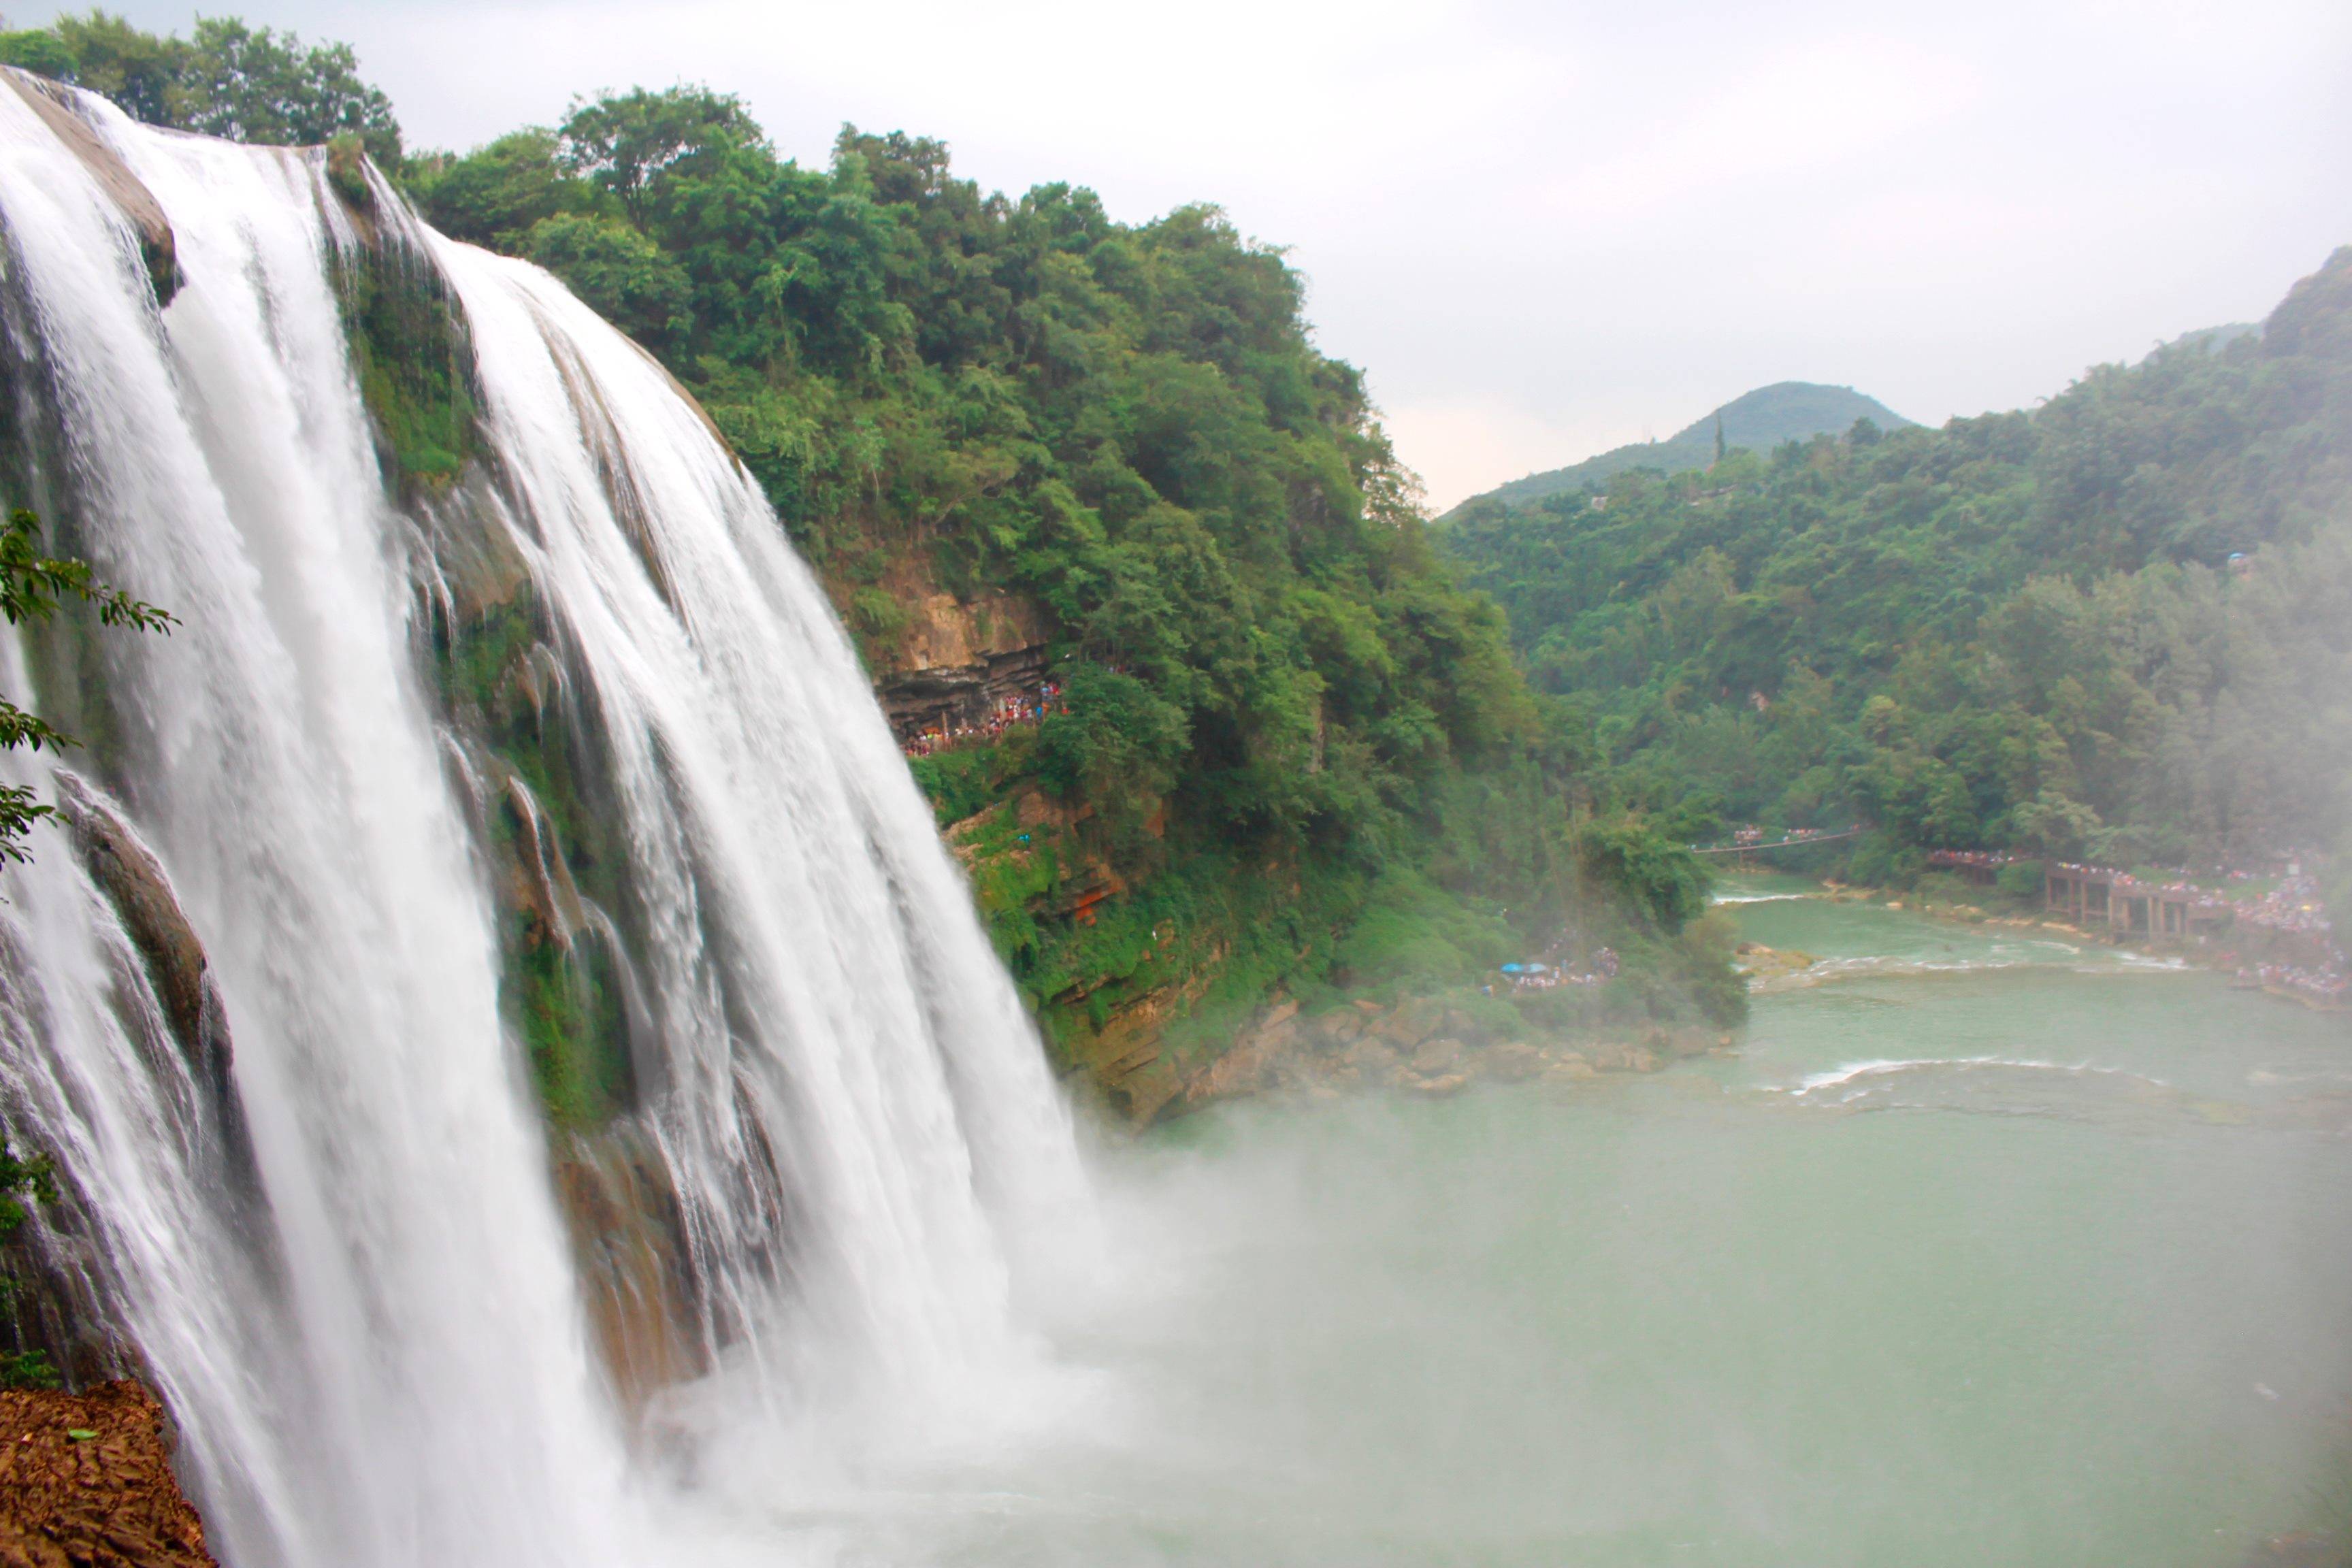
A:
[1435, 245, 2352, 896]
[1450, 381, 1914, 517]
[2146, 323, 2259, 361]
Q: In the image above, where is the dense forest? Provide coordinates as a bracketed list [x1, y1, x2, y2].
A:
[0, 13, 1740, 1096]
[1443, 252, 2352, 924]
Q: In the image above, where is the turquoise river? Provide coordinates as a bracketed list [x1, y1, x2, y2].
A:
[779, 880, 2352, 1568]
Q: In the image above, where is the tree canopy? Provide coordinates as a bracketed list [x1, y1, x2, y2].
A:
[404, 87, 1728, 1033]
[0, 12, 402, 165]
[408, 95, 1537, 864]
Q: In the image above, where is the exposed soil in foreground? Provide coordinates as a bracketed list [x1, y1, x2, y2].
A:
[0, 1382, 214, 1567]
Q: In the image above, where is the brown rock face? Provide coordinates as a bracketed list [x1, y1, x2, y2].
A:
[870, 581, 1053, 741]
[1409, 1037, 1465, 1075]
[1375, 999, 1444, 1049]
[52, 778, 214, 1067]
[50, 776, 248, 1186]
[0, 1381, 216, 1568]
[553, 1128, 706, 1411]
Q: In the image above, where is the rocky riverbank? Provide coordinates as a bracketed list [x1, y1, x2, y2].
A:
[1773, 880, 2349, 1013]
[1169, 994, 1732, 1113]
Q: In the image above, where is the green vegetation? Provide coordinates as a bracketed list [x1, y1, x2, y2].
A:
[0, 1144, 59, 1389]
[432, 585, 640, 1130]
[0, 509, 172, 864]
[395, 88, 1738, 1061]
[1442, 249, 2352, 896]
[1455, 381, 1914, 516]
[0, 12, 400, 164]
[331, 213, 480, 492]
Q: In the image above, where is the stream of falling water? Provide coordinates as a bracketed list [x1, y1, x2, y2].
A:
[0, 76, 1094, 1568]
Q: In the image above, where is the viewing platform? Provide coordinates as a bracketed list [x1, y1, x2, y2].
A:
[2042, 863, 2232, 938]
[1925, 849, 2232, 936]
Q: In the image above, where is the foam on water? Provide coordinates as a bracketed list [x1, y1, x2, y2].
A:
[1749, 945, 2195, 993]
[1781, 1056, 2170, 1098]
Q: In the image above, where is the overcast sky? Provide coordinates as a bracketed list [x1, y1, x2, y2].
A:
[29, 0, 2352, 508]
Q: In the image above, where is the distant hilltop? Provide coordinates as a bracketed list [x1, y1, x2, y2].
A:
[1448, 381, 1914, 517]
[2146, 323, 2259, 361]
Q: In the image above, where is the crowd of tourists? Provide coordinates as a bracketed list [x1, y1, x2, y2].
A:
[1703, 823, 1844, 851]
[2224, 872, 2347, 1003]
[2235, 872, 2337, 940]
[2240, 960, 2349, 1004]
[1496, 945, 1618, 992]
[902, 681, 1066, 758]
[1927, 849, 2343, 1006]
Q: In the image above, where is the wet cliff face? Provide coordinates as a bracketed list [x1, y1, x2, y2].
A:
[331, 173, 713, 1405]
[0, 99, 701, 1411]
[0, 73, 176, 306]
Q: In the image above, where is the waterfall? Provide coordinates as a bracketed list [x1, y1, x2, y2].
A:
[0, 74, 1092, 1567]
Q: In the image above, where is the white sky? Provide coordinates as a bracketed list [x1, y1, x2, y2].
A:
[29, 0, 2352, 508]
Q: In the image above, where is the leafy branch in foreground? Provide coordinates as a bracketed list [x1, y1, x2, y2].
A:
[0, 509, 174, 864]
[0, 1144, 60, 1389]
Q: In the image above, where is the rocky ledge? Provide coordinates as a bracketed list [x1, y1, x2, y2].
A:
[0, 1381, 215, 1568]
[1173, 996, 1730, 1113]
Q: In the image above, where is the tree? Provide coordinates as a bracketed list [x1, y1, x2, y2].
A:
[3, 12, 402, 167]
[1575, 814, 1711, 933]
[554, 86, 763, 224]
[523, 214, 692, 353]
[175, 18, 402, 167]
[409, 128, 576, 250]
[44, 12, 188, 125]
[0, 510, 172, 865]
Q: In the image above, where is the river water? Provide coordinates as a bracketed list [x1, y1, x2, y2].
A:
[757, 879, 2352, 1568]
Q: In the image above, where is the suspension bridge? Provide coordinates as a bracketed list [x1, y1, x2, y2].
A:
[1688, 827, 1863, 858]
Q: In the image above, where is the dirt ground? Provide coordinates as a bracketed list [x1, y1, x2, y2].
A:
[0, 1380, 214, 1568]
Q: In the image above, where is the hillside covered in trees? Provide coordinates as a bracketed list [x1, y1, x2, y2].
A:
[1442, 252, 2352, 921]
[0, 12, 1741, 1108]
[1453, 381, 1914, 515]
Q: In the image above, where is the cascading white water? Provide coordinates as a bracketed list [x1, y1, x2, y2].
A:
[0, 76, 1092, 1568]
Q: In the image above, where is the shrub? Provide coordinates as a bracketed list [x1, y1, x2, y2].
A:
[1995, 859, 2046, 902]
[1574, 815, 1710, 933]
[1032, 664, 1188, 806]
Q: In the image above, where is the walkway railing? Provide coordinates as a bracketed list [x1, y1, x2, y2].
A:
[1688, 827, 1861, 857]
